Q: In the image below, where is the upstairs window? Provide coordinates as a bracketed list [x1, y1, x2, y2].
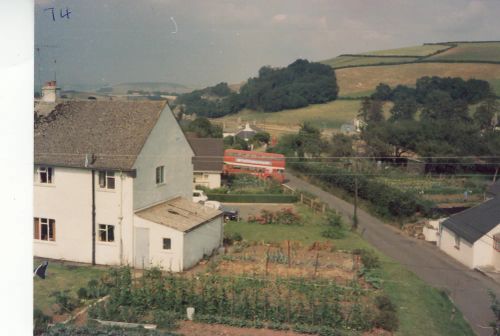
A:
[34, 217, 56, 241]
[156, 166, 165, 184]
[38, 167, 54, 184]
[98, 171, 115, 189]
[98, 224, 115, 242]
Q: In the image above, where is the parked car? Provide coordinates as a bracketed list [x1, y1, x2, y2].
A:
[220, 205, 239, 221]
[192, 190, 208, 203]
[204, 200, 221, 210]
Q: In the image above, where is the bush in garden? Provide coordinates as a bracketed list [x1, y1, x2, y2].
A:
[223, 232, 243, 245]
[33, 308, 51, 335]
[51, 290, 79, 314]
[153, 310, 179, 330]
[353, 249, 380, 270]
[373, 310, 399, 331]
[375, 295, 397, 312]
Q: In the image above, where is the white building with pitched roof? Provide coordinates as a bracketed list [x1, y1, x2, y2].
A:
[34, 101, 223, 271]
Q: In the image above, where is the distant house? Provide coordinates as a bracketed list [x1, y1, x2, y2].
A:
[34, 101, 223, 271]
[187, 137, 224, 189]
[235, 122, 262, 141]
[438, 197, 500, 270]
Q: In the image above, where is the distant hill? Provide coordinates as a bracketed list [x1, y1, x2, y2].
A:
[321, 41, 500, 97]
[111, 82, 192, 94]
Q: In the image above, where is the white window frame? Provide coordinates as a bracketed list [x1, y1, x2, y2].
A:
[98, 170, 115, 189]
[98, 224, 115, 242]
[38, 166, 54, 184]
[34, 217, 56, 241]
[163, 238, 172, 250]
[156, 166, 165, 185]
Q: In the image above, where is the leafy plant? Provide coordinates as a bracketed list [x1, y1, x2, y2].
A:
[51, 290, 79, 314]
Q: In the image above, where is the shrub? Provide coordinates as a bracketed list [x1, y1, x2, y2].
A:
[33, 308, 51, 335]
[223, 232, 243, 245]
[375, 295, 397, 312]
[321, 227, 346, 239]
[51, 290, 79, 314]
[153, 310, 179, 330]
[353, 249, 380, 270]
[373, 310, 399, 331]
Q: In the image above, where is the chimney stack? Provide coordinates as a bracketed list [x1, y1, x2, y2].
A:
[41, 81, 60, 103]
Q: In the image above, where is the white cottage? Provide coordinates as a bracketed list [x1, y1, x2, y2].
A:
[34, 101, 223, 271]
[438, 197, 500, 270]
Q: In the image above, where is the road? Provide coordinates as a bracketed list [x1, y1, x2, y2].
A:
[285, 173, 500, 336]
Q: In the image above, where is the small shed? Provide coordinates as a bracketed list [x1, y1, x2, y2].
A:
[134, 197, 223, 271]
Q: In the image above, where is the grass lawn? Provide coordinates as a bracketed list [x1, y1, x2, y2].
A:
[225, 205, 474, 336]
[33, 258, 106, 316]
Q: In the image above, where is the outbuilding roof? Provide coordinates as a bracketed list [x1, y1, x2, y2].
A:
[34, 101, 168, 170]
[188, 138, 224, 172]
[135, 197, 222, 232]
[441, 197, 500, 244]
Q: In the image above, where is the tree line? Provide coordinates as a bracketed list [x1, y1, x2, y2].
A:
[173, 59, 339, 118]
[360, 76, 499, 174]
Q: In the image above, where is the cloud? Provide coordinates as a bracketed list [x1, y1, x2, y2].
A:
[272, 13, 287, 22]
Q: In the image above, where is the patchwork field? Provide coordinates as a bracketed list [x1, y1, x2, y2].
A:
[336, 62, 500, 96]
[427, 42, 500, 62]
[359, 44, 450, 57]
[323, 56, 419, 69]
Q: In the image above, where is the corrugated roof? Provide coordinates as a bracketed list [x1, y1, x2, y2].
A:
[135, 197, 222, 232]
[442, 197, 500, 243]
[34, 101, 167, 170]
[188, 138, 224, 172]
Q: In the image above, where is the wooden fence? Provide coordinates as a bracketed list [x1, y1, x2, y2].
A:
[282, 184, 327, 214]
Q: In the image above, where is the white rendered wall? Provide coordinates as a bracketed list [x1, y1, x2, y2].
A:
[194, 172, 221, 189]
[133, 215, 184, 272]
[473, 225, 500, 269]
[34, 167, 134, 265]
[183, 216, 223, 270]
[439, 226, 474, 268]
[133, 105, 194, 210]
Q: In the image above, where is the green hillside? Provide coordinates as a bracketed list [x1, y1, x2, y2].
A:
[111, 81, 192, 94]
[427, 42, 500, 62]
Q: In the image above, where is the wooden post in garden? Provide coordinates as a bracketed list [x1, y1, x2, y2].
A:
[265, 245, 271, 276]
[314, 252, 320, 278]
[287, 240, 291, 268]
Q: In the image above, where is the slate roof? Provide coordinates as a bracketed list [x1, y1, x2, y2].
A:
[441, 197, 500, 243]
[34, 101, 167, 170]
[135, 197, 222, 232]
[188, 138, 224, 172]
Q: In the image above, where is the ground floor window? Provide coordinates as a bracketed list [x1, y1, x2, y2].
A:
[34, 217, 56, 241]
[163, 238, 171, 250]
[99, 224, 115, 242]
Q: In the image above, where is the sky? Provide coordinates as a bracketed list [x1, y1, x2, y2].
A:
[34, 0, 500, 90]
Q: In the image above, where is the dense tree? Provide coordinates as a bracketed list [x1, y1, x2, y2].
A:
[185, 117, 222, 138]
[358, 98, 384, 124]
[252, 132, 271, 145]
[330, 134, 354, 158]
[420, 90, 470, 122]
[371, 83, 392, 101]
[389, 97, 417, 122]
[474, 97, 499, 131]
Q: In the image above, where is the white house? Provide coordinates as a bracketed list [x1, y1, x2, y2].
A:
[34, 101, 223, 271]
[187, 137, 224, 189]
[438, 197, 500, 271]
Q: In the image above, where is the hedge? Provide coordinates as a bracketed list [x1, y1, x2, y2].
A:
[289, 161, 434, 218]
[207, 194, 298, 203]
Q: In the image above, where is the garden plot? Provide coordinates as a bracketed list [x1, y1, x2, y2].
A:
[190, 241, 358, 284]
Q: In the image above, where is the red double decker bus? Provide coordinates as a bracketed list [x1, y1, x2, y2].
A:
[223, 149, 286, 183]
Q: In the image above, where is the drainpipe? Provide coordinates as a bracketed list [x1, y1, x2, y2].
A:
[92, 169, 96, 265]
[119, 172, 124, 265]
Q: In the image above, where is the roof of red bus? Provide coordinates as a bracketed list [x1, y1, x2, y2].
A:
[224, 149, 285, 158]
